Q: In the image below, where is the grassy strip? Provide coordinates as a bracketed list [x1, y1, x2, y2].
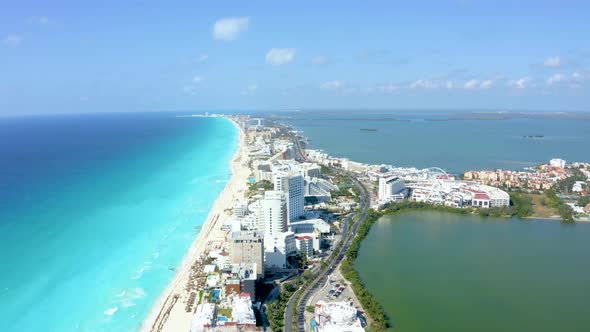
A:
[267, 270, 314, 332]
[341, 208, 389, 331]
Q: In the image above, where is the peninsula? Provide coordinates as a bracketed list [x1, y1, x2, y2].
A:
[142, 114, 590, 332]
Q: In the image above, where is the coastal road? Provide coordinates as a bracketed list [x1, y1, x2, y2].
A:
[280, 121, 370, 332]
[284, 172, 370, 332]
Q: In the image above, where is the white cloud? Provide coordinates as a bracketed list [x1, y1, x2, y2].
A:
[320, 80, 345, 90]
[571, 70, 590, 82]
[463, 79, 480, 89]
[197, 54, 209, 62]
[479, 79, 494, 89]
[193, 75, 204, 83]
[3, 34, 22, 46]
[409, 79, 439, 89]
[543, 56, 562, 68]
[444, 81, 455, 89]
[546, 71, 590, 87]
[546, 73, 565, 85]
[508, 77, 534, 89]
[266, 48, 296, 66]
[311, 55, 330, 66]
[213, 17, 249, 41]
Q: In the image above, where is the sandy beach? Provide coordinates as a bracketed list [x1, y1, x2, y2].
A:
[140, 116, 249, 332]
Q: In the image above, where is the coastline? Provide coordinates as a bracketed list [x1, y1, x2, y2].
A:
[140, 116, 249, 332]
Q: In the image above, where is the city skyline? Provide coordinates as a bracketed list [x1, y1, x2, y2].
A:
[1, 0, 590, 116]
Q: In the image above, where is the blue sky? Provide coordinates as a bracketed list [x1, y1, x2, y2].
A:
[1, 0, 590, 115]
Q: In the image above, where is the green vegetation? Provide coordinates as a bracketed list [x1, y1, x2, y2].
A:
[331, 186, 354, 198]
[287, 252, 308, 269]
[554, 169, 586, 194]
[247, 180, 273, 196]
[218, 308, 232, 319]
[197, 290, 204, 305]
[267, 270, 314, 332]
[341, 209, 389, 332]
[578, 195, 590, 207]
[509, 192, 534, 217]
[267, 283, 296, 332]
[320, 164, 335, 176]
[545, 190, 575, 223]
[305, 305, 315, 313]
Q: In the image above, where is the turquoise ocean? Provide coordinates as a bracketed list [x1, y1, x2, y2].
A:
[0, 113, 237, 331]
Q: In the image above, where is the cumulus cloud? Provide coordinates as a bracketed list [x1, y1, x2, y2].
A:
[213, 17, 249, 41]
[266, 48, 296, 66]
[320, 80, 345, 90]
[546, 73, 565, 85]
[409, 79, 440, 89]
[543, 56, 562, 68]
[463, 79, 480, 89]
[546, 71, 590, 87]
[508, 77, 534, 89]
[311, 55, 330, 66]
[3, 34, 22, 46]
[193, 75, 204, 83]
[479, 80, 495, 89]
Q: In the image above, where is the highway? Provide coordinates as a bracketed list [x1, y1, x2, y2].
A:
[278, 124, 370, 332]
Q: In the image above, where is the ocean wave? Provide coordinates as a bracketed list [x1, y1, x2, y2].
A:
[132, 265, 151, 280]
[152, 251, 160, 259]
[120, 299, 136, 308]
[134, 287, 146, 298]
[113, 287, 146, 309]
[104, 307, 119, 316]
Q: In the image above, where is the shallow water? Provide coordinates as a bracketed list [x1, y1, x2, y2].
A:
[0, 113, 237, 331]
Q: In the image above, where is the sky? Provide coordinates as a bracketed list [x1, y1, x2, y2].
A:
[1, 0, 590, 116]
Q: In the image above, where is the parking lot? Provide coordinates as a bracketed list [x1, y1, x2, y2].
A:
[302, 268, 368, 331]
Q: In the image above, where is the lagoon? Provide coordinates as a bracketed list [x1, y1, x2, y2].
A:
[354, 211, 590, 332]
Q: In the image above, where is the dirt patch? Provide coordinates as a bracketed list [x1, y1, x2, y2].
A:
[528, 193, 558, 218]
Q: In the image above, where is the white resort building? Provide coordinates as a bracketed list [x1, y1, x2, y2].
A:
[313, 301, 365, 332]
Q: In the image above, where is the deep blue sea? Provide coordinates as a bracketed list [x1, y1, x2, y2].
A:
[282, 111, 590, 173]
[0, 113, 237, 331]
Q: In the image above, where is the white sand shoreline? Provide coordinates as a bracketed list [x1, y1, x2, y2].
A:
[140, 116, 249, 332]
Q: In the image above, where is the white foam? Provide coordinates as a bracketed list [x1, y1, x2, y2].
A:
[116, 291, 126, 297]
[132, 265, 151, 280]
[104, 307, 119, 316]
[121, 299, 136, 308]
[152, 251, 160, 259]
[134, 287, 146, 298]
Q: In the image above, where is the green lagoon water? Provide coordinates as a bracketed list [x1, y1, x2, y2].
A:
[355, 211, 590, 332]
